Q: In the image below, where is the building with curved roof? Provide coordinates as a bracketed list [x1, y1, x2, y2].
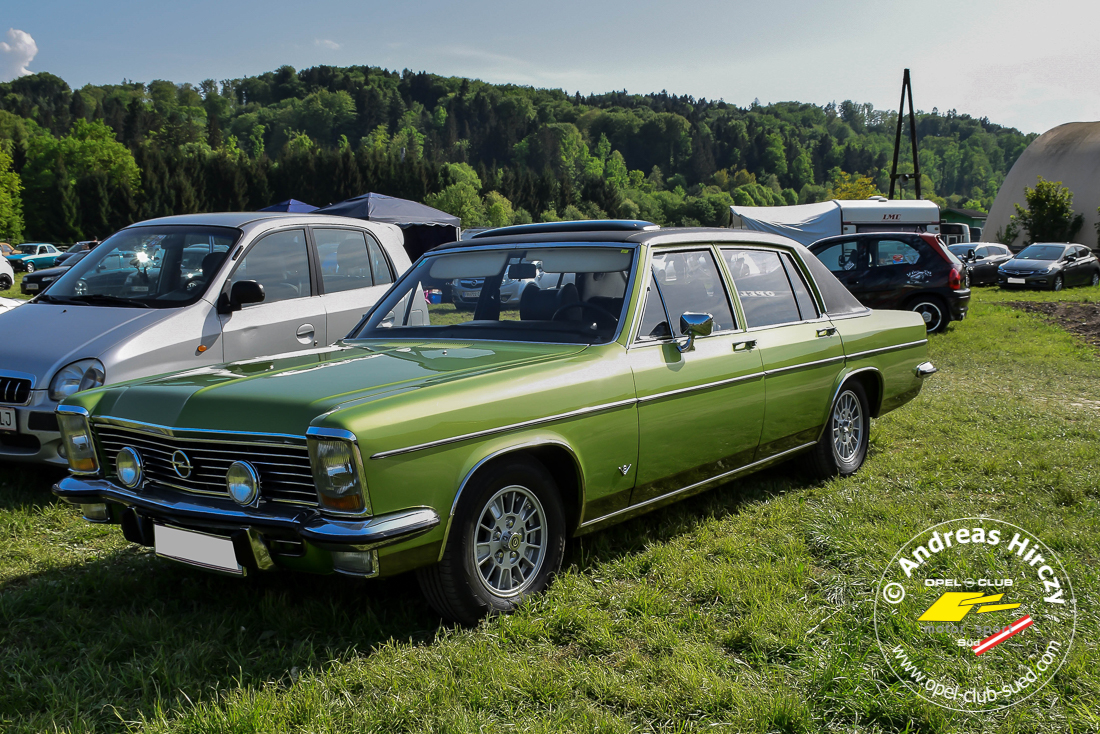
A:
[983, 122, 1100, 249]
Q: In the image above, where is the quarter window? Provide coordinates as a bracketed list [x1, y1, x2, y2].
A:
[780, 253, 818, 320]
[369, 238, 394, 285]
[650, 249, 736, 333]
[229, 229, 312, 304]
[721, 249, 802, 328]
[635, 273, 672, 341]
[316, 229, 374, 293]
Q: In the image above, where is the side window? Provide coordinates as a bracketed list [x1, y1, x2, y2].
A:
[871, 239, 923, 267]
[780, 253, 818, 320]
[812, 240, 863, 272]
[315, 229, 374, 293]
[635, 273, 672, 342]
[368, 237, 394, 285]
[721, 249, 802, 328]
[974, 246, 990, 258]
[229, 229, 311, 305]
[653, 249, 736, 332]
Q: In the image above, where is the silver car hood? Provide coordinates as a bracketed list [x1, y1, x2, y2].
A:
[0, 302, 177, 387]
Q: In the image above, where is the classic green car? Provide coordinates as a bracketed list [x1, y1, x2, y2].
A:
[54, 222, 935, 622]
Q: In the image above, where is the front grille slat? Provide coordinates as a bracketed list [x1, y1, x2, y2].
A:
[94, 424, 317, 508]
[0, 376, 32, 405]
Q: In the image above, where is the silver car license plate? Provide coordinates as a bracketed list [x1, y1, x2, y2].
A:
[24, 282, 38, 291]
[154, 524, 243, 574]
[1008, 277, 1025, 284]
[0, 407, 15, 432]
[462, 290, 480, 298]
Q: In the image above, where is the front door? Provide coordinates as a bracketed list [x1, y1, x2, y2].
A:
[220, 228, 328, 362]
[629, 247, 765, 506]
[313, 227, 396, 340]
[720, 248, 845, 458]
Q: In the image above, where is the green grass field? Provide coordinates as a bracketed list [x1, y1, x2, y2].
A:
[1, 286, 1098, 733]
[1, 271, 27, 300]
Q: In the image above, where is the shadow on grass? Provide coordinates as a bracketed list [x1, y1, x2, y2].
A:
[0, 463, 68, 512]
[0, 456, 819, 731]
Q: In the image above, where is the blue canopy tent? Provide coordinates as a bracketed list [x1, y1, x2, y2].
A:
[259, 199, 319, 213]
[315, 192, 460, 260]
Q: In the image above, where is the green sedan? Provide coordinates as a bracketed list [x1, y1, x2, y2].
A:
[53, 221, 935, 623]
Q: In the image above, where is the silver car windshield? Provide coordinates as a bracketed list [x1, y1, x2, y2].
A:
[352, 245, 635, 344]
[39, 226, 241, 309]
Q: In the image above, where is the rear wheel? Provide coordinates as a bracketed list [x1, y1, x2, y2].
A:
[417, 456, 566, 624]
[907, 295, 948, 333]
[807, 381, 870, 480]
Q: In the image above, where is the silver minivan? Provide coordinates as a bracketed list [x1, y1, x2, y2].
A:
[0, 212, 417, 465]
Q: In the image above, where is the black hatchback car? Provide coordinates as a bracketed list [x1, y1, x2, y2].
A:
[997, 243, 1100, 291]
[808, 232, 969, 332]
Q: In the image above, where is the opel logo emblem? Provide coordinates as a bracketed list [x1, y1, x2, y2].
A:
[170, 450, 193, 479]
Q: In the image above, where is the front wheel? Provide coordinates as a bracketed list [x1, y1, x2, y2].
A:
[1052, 275, 1064, 291]
[0, 274, 11, 290]
[807, 381, 870, 480]
[1090, 271, 1099, 288]
[24, 261, 35, 273]
[417, 456, 566, 624]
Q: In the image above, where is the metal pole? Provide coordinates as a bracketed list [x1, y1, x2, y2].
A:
[906, 69, 921, 199]
[888, 70, 907, 200]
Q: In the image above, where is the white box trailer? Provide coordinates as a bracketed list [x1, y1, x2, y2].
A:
[728, 197, 941, 247]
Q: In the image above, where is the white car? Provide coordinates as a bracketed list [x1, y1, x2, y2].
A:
[0, 212, 420, 465]
[0, 253, 13, 291]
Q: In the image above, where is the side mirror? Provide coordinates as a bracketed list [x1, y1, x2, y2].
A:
[220, 280, 265, 313]
[677, 312, 714, 353]
[966, 249, 977, 261]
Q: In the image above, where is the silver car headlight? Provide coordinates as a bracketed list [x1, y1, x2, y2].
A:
[49, 359, 105, 401]
[306, 427, 371, 516]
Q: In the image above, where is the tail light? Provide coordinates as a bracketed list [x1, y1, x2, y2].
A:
[949, 267, 962, 290]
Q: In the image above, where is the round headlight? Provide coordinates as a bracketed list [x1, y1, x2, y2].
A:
[115, 447, 143, 488]
[226, 461, 260, 506]
[49, 359, 105, 401]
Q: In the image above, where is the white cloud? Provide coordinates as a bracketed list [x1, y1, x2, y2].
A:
[314, 38, 340, 50]
[0, 28, 36, 81]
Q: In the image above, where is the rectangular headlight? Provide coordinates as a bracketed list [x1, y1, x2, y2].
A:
[307, 428, 371, 516]
[57, 408, 99, 475]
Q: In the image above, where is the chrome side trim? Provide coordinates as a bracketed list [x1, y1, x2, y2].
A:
[92, 416, 307, 445]
[637, 371, 764, 403]
[845, 339, 928, 360]
[437, 439, 584, 561]
[763, 355, 845, 377]
[577, 441, 817, 530]
[369, 398, 637, 460]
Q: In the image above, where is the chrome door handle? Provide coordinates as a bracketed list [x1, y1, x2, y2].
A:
[732, 339, 756, 352]
[816, 326, 837, 337]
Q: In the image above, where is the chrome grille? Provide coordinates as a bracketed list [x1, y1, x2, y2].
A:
[94, 423, 317, 506]
[0, 376, 31, 405]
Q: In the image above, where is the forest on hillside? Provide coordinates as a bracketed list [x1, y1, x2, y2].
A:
[0, 64, 1036, 244]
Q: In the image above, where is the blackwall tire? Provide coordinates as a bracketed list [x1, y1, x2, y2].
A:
[807, 381, 871, 480]
[417, 456, 566, 625]
[908, 296, 947, 333]
[0, 274, 11, 290]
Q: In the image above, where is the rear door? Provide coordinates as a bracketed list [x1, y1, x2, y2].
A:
[721, 247, 845, 459]
[219, 228, 328, 362]
[312, 226, 397, 340]
[855, 237, 926, 309]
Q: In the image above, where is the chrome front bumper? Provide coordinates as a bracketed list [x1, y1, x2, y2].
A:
[53, 476, 440, 573]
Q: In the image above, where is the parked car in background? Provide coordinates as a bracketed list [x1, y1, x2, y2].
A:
[0, 297, 23, 314]
[997, 243, 1100, 291]
[0, 243, 15, 257]
[808, 232, 970, 333]
[55, 241, 99, 267]
[20, 251, 91, 295]
[949, 243, 1013, 286]
[0, 254, 13, 291]
[0, 212, 413, 466]
[450, 261, 573, 310]
[6, 243, 63, 272]
[52, 221, 935, 623]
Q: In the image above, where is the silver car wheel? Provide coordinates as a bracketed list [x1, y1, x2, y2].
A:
[832, 390, 863, 462]
[472, 484, 546, 598]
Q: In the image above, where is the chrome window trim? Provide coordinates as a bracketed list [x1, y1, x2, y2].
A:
[370, 398, 638, 460]
[90, 416, 307, 445]
[577, 440, 817, 529]
[437, 439, 585, 561]
[845, 339, 928, 360]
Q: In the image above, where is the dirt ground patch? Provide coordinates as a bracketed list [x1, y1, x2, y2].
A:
[1008, 300, 1100, 348]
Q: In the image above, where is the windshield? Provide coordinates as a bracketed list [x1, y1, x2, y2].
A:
[1016, 245, 1066, 261]
[41, 225, 241, 308]
[351, 245, 636, 344]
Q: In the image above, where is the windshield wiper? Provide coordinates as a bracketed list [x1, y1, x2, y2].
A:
[34, 294, 85, 305]
[68, 294, 151, 309]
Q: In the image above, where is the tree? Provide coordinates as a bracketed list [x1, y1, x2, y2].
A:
[1010, 176, 1083, 246]
[0, 143, 23, 243]
[483, 191, 514, 227]
[425, 183, 485, 227]
[831, 171, 878, 200]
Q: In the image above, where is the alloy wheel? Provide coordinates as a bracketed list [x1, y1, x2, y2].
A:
[832, 390, 863, 462]
[911, 300, 943, 332]
[1053, 275, 1063, 291]
[1091, 272, 1099, 287]
[471, 485, 547, 597]
[25, 261, 35, 273]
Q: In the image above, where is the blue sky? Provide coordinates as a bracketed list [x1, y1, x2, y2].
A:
[4, 0, 1098, 135]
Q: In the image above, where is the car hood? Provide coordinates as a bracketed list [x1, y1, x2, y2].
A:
[83, 341, 589, 435]
[0, 303, 179, 386]
[1004, 258, 1058, 269]
[25, 264, 71, 278]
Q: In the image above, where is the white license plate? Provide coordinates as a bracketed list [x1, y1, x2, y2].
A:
[154, 524, 243, 575]
[462, 290, 481, 298]
[1008, 277, 1025, 284]
[0, 407, 15, 432]
[24, 282, 38, 291]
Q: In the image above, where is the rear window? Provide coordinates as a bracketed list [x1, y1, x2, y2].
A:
[802, 248, 867, 316]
